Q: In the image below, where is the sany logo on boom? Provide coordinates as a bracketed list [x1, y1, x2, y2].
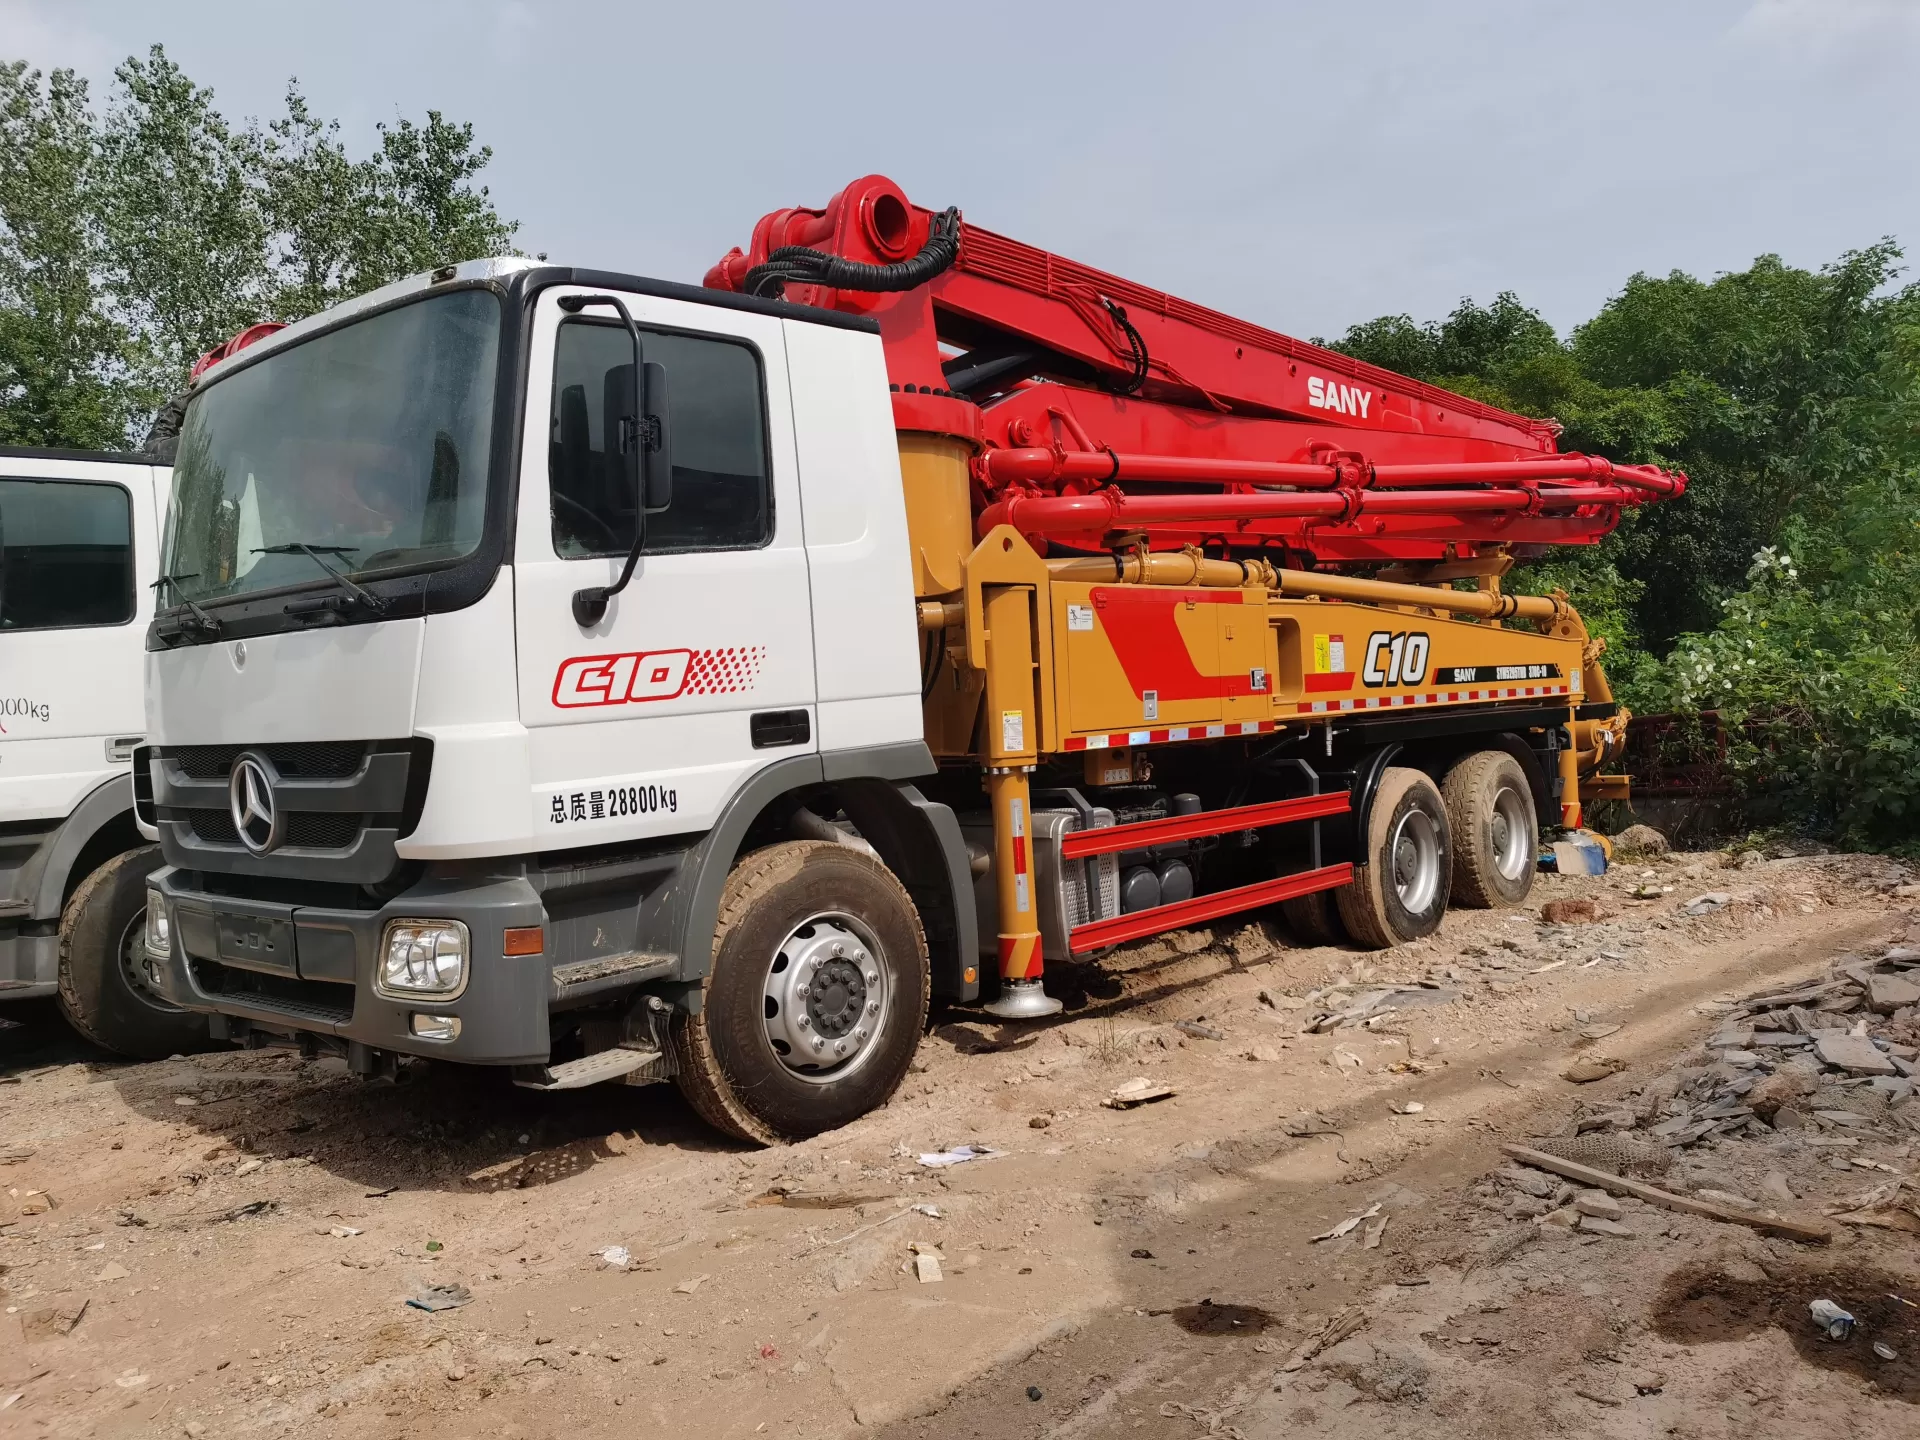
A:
[1306, 375, 1372, 419]
[553, 650, 693, 707]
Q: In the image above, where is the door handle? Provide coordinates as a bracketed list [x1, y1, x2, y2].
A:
[750, 710, 811, 749]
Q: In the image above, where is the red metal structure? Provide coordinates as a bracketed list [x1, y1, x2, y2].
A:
[707, 175, 1683, 565]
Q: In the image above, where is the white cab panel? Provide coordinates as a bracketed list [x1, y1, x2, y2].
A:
[511, 286, 817, 849]
[0, 456, 164, 822]
[781, 320, 921, 755]
[147, 618, 424, 745]
[402, 570, 533, 858]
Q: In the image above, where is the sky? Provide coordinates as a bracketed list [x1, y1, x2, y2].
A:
[6, 0, 1919, 342]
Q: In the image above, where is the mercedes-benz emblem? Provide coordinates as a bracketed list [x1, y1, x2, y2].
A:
[228, 752, 284, 854]
[232, 640, 247, 669]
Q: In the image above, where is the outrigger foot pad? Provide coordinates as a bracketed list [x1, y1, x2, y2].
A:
[982, 977, 1064, 1020]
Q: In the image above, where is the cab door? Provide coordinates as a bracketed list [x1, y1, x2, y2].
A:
[511, 285, 815, 848]
[0, 461, 154, 822]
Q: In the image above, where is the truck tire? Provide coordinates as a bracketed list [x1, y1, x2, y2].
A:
[1442, 750, 1538, 908]
[56, 847, 209, 1060]
[1335, 767, 1452, 948]
[673, 841, 930, 1145]
[1280, 890, 1346, 947]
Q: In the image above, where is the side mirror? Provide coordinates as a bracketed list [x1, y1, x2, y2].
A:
[560, 292, 670, 628]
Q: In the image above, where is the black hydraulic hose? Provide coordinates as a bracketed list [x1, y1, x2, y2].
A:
[744, 207, 962, 298]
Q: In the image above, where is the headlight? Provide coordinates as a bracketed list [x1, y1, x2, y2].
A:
[144, 890, 170, 955]
[378, 921, 469, 997]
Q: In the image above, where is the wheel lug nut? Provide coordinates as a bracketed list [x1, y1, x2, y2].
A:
[830, 942, 844, 957]
[813, 1037, 825, 1050]
[796, 984, 810, 998]
[834, 1041, 846, 1055]
[867, 1001, 878, 1014]
[797, 1015, 810, 1028]
[855, 1028, 867, 1040]
[865, 971, 878, 985]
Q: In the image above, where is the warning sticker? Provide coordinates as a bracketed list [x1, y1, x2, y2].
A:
[1313, 633, 1347, 673]
[1067, 604, 1094, 632]
[1001, 709, 1025, 752]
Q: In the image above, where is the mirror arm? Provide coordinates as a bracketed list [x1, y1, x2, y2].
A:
[558, 293, 646, 628]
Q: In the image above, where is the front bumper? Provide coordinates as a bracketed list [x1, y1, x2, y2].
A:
[0, 925, 59, 1002]
[147, 867, 552, 1064]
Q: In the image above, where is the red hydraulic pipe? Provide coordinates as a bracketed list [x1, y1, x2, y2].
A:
[978, 484, 1642, 537]
[978, 447, 1686, 497]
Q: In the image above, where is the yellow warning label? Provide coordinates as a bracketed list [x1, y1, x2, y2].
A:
[1313, 634, 1331, 673]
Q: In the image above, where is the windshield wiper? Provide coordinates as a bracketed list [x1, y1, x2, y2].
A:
[252, 543, 389, 616]
[150, 572, 223, 638]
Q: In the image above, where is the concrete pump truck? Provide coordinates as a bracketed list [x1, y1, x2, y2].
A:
[138, 177, 1680, 1142]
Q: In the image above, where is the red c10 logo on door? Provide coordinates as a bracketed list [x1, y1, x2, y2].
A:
[551, 647, 766, 707]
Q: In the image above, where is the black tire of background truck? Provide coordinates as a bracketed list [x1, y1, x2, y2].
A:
[1280, 890, 1346, 947]
[673, 841, 930, 1145]
[1442, 749, 1539, 908]
[1335, 767, 1453, 948]
[56, 847, 210, 1060]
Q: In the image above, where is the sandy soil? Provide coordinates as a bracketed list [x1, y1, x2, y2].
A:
[2, 845, 1916, 1440]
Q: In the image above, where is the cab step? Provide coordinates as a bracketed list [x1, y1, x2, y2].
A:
[511, 1044, 669, 1091]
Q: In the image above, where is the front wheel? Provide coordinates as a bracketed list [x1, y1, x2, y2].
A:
[57, 848, 210, 1059]
[1336, 767, 1453, 949]
[673, 841, 930, 1144]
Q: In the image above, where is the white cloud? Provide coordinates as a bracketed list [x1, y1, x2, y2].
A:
[1733, 0, 1920, 54]
[489, 1, 538, 62]
[0, 0, 115, 80]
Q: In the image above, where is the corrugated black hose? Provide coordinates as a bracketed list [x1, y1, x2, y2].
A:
[744, 207, 962, 298]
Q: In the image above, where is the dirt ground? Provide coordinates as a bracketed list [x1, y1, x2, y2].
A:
[4, 845, 1918, 1440]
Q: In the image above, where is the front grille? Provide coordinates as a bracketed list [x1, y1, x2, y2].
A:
[287, 813, 361, 849]
[188, 808, 362, 851]
[191, 958, 355, 1023]
[189, 809, 240, 845]
[173, 742, 368, 780]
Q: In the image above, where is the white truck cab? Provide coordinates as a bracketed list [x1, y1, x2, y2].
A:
[142, 261, 974, 1139]
[0, 446, 207, 1055]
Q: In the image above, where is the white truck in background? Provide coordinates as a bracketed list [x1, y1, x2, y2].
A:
[0, 445, 209, 1057]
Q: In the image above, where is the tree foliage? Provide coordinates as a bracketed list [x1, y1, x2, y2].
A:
[1327, 248, 1920, 852]
[0, 45, 517, 447]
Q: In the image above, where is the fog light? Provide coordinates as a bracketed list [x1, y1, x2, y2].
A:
[410, 1013, 461, 1041]
[144, 889, 170, 956]
[378, 920, 469, 998]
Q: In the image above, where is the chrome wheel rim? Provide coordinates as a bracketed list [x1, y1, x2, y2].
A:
[119, 909, 185, 1013]
[1389, 809, 1442, 914]
[1488, 783, 1534, 882]
[762, 911, 889, 1084]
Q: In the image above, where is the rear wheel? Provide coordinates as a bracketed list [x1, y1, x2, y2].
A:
[1336, 767, 1452, 948]
[673, 841, 929, 1145]
[56, 847, 209, 1060]
[1442, 750, 1538, 908]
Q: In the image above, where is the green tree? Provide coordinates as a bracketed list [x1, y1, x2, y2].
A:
[0, 44, 520, 447]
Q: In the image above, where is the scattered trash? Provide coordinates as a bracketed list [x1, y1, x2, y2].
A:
[1389, 1100, 1424, 1115]
[1361, 1213, 1389, 1249]
[1578, 1023, 1623, 1040]
[910, 1243, 943, 1283]
[596, 1245, 632, 1270]
[425, 1240, 444, 1252]
[1102, 1077, 1175, 1110]
[20, 1299, 88, 1341]
[1312, 1203, 1381, 1242]
[916, 1144, 1004, 1167]
[1874, 1341, 1898, 1361]
[406, 1283, 472, 1313]
[1175, 1020, 1225, 1041]
[1131, 1248, 1154, 1259]
[111, 1371, 148, 1389]
[1301, 985, 1460, 1033]
[1562, 1056, 1626, 1084]
[911, 1204, 943, 1219]
[1026, 1385, 1043, 1401]
[92, 1261, 129, 1282]
[1529, 959, 1567, 975]
[0, 1393, 18, 1411]
[232, 1159, 264, 1177]
[1281, 1305, 1367, 1370]
[1548, 832, 1609, 876]
[1682, 892, 1732, 917]
[1500, 1144, 1831, 1244]
[1809, 1298, 1855, 1341]
[1541, 897, 1602, 924]
[672, 1274, 709, 1295]
[1284, 1112, 1343, 1137]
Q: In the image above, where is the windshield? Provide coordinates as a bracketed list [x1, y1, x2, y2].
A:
[164, 288, 501, 605]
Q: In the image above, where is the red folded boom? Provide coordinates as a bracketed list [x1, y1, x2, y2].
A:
[707, 175, 1685, 565]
